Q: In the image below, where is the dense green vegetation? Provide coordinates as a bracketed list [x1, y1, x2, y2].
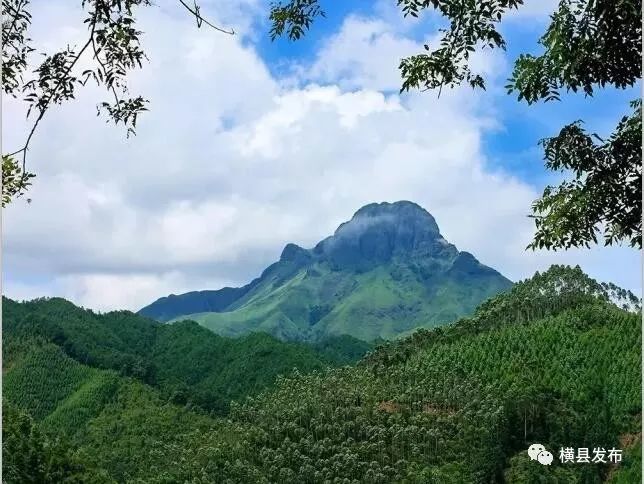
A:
[3, 297, 371, 416]
[3, 265, 640, 482]
[220, 266, 640, 483]
[2, 403, 110, 483]
[142, 202, 512, 342]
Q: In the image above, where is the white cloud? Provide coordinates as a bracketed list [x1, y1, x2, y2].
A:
[304, 16, 422, 91]
[504, 0, 559, 21]
[3, 1, 638, 311]
[3, 272, 229, 312]
[301, 13, 505, 93]
[61, 272, 228, 312]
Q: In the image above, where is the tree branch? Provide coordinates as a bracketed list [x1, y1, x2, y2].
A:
[2, 0, 28, 48]
[9, 23, 97, 198]
[177, 0, 235, 34]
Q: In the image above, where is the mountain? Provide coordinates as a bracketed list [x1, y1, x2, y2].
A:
[2, 297, 372, 416]
[140, 201, 513, 342]
[137, 285, 256, 322]
[4, 266, 641, 482]
[223, 266, 642, 483]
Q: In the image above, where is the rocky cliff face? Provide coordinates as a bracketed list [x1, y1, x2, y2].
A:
[312, 201, 456, 271]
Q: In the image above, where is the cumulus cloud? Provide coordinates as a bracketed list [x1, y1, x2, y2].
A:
[3, 1, 638, 311]
[304, 16, 422, 91]
[300, 12, 505, 93]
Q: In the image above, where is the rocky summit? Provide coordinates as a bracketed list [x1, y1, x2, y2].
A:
[139, 201, 513, 341]
[313, 202, 448, 271]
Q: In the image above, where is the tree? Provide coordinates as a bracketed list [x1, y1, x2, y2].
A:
[2, 0, 234, 205]
[529, 99, 641, 250]
[269, 0, 642, 250]
[2, 402, 109, 482]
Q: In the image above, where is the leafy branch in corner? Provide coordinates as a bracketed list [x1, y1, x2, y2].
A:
[528, 99, 642, 250]
[2, 0, 234, 206]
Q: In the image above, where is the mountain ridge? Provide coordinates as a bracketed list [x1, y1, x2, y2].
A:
[139, 201, 513, 341]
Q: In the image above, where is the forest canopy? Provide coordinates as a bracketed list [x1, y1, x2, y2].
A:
[2, 266, 641, 482]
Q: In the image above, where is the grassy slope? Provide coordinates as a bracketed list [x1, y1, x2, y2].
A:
[175, 261, 512, 342]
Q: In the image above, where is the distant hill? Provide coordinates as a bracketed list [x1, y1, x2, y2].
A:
[4, 266, 640, 482]
[140, 201, 513, 341]
[2, 297, 371, 416]
[138, 285, 257, 322]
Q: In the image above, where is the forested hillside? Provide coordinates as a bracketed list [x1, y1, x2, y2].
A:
[2, 265, 640, 482]
[3, 297, 371, 415]
[222, 266, 641, 483]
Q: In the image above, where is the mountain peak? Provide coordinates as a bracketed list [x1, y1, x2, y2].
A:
[353, 200, 436, 219]
[280, 243, 311, 263]
[139, 200, 513, 340]
[339, 201, 440, 235]
[314, 201, 448, 271]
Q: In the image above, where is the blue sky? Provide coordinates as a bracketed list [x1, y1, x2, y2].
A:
[256, 1, 639, 187]
[3, 0, 640, 310]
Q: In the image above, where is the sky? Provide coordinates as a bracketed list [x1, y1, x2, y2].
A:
[2, 0, 640, 311]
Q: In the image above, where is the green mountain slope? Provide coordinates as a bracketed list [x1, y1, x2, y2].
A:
[138, 284, 258, 322]
[149, 201, 513, 341]
[221, 265, 642, 482]
[3, 265, 640, 482]
[2, 297, 371, 482]
[3, 297, 371, 416]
